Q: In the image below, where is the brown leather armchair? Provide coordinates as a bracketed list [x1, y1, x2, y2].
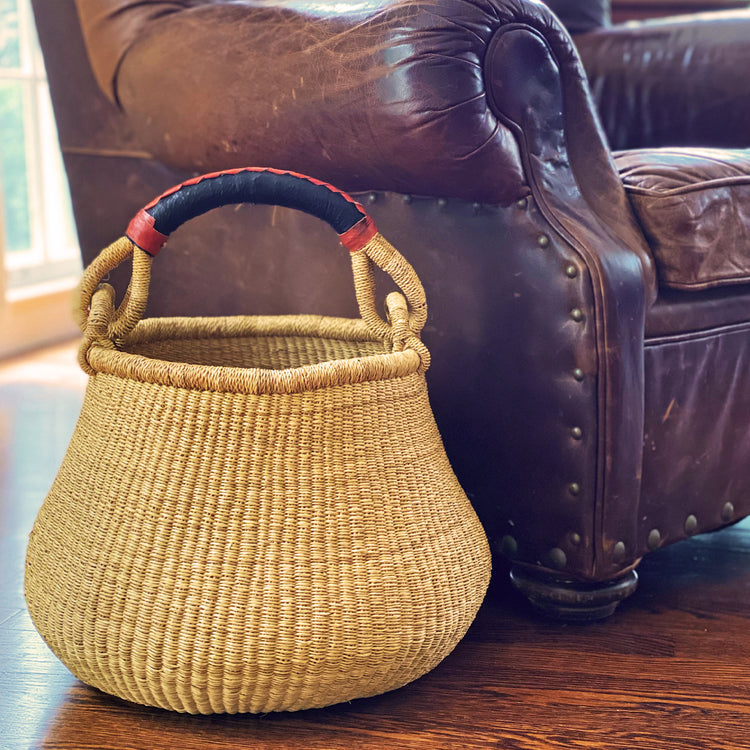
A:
[34, 0, 750, 618]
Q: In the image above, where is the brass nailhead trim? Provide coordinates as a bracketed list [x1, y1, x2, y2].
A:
[500, 535, 518, 558]
[516, 197, 528, 209]
[570, 533, 582, 546]
[647, 528, 662, 551]
[537, 234, 550, 248]
[570, 308, 584, 322]
[549, 547, 567, 570]
[367, 192, 378, 204]
[685, 514, 698, 536]
[573, 368, 584, 382]
[570, 426, 583, 440]
[568, 482, 581, 496]
[565, 265, 578, 278]
[613, 541, 626, 562]
[721, 502, 735, 522]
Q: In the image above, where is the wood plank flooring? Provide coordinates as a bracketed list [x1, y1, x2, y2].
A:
[1, 343, 749, 750]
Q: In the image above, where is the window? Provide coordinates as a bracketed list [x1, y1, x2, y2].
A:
[0, 0, 81, 293]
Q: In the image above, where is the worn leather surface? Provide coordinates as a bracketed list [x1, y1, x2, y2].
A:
[38, 0, 750, 586]
[74, 0, 202, 103]
[483, 20, 656, 581]
[617, 148, 750, 290]
[646, 285, 750, 338]
[76, 0, 521, 204]
[576, 11, 750, 151]
[75, 0, 611, 102]
[72, 0, 639, 209]
[640, 325, 750, 559]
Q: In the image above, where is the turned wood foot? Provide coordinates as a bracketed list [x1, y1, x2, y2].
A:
[509, 566, 639, 621]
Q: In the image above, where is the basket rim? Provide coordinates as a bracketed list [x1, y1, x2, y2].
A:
[85, 313, 424, 395]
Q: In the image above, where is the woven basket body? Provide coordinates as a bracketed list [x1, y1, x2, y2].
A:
[25, 169, 491, 714]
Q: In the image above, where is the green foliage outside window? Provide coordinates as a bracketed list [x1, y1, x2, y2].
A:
[1, 0, 32, 255]
[0, 81, 32, 254]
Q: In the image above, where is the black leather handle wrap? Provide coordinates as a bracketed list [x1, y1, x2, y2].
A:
[127, 168, 375, 256]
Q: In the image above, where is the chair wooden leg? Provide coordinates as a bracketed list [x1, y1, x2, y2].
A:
[509, 566, 639, 621]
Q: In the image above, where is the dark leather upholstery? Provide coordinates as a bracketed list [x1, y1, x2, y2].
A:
[617, 148, 750, 290]
[575, 11, 750, 150]
[545, 0, 610, 32]
[34, 0, 750, 613]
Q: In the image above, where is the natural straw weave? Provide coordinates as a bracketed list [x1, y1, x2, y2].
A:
[25, 230, 491, 714]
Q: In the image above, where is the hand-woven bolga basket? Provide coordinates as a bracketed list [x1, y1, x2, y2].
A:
[25, 168, 491, 714]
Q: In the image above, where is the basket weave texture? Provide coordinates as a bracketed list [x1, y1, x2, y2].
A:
[25, 220, 490, 714]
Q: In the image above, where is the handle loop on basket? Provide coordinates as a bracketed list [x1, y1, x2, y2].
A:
[74, 236, 153, 335]
[77, 283, 119, 375]
[75, 168, 429, 369]
[350, 234, 427, 342]
[385, 292, 431, 374]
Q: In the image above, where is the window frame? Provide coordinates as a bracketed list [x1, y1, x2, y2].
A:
[0, 0, 81, 294]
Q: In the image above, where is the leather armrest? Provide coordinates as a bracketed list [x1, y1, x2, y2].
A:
[74, 0, 654, 289]
[575, 11, 750, 150]
[74, 0, 202, 104]
[72, 0, 617, 208]
[76, 0, 524, 203]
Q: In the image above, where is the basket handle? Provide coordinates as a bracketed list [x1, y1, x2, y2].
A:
[126, 168, 379, 257]
[76, 168, 427, 356]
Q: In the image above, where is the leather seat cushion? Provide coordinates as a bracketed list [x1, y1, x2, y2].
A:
[616, 148, 750, 290]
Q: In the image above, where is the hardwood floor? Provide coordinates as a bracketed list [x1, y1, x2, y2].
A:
[1, 343, 749, 750]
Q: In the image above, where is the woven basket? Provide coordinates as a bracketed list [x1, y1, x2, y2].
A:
[25, 168, 491, 714]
